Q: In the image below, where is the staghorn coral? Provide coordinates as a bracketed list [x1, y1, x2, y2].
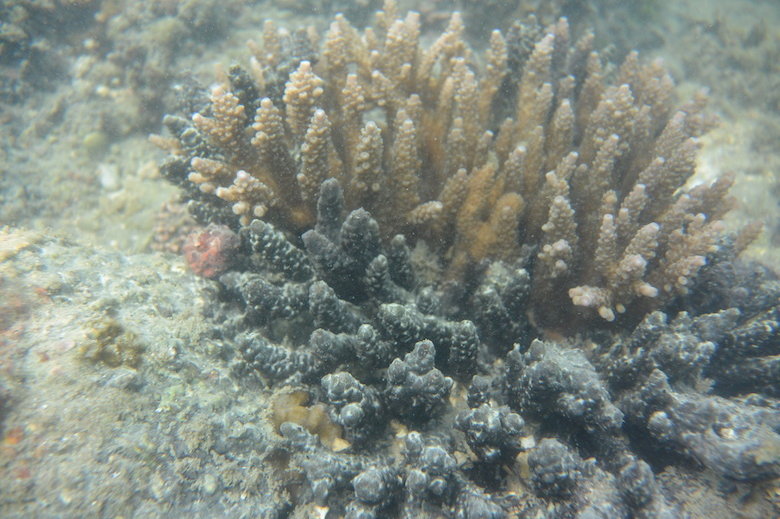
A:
[193, 178, 779, 518]
[155, 0, 746, 332]
[223, 179, 481, 392]
[151, 3, 778, 518]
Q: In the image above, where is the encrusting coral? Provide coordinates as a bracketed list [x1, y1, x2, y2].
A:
[153, 0, 751, 331]
[151, 2, 779, 518]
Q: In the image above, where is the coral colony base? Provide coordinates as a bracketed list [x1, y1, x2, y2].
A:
[152, 2, 779, 518]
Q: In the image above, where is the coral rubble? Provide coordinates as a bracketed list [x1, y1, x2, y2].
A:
[152, 1, 778, 518]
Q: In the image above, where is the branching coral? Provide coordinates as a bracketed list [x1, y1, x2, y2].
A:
[206, 175, 779, 518]
[151, 4, 777, 517]
[154, 0, 748, 331]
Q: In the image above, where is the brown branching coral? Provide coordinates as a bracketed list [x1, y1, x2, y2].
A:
[155, 0, 751, 331]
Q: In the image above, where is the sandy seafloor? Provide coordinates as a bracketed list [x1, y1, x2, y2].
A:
[0, 0, 778, 517]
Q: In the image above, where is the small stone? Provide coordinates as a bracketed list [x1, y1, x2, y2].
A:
[83, 131, 109, 158]
[97, 162, 120, 190]
[201, 473, 219, 495]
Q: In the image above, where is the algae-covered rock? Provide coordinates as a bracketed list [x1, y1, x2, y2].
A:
[80, 316, 144, 368]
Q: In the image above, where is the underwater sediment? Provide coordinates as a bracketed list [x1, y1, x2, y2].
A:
[153, 0, 780, 517]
